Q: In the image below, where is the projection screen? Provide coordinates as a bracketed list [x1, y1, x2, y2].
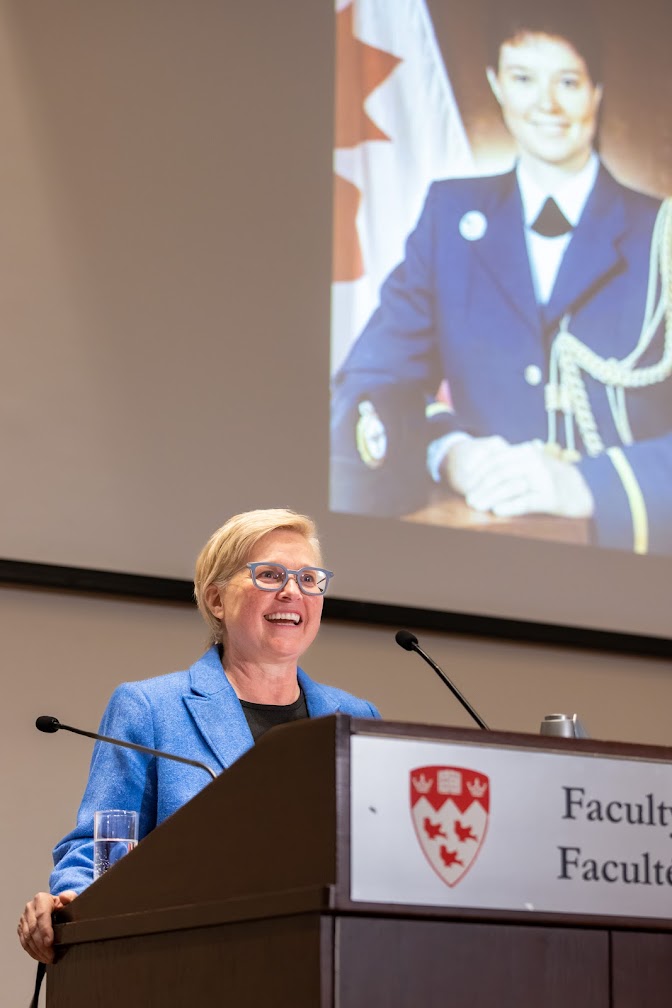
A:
[2, 0, 671, 644]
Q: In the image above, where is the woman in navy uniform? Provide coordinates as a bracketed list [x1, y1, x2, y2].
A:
[331, 2, 671, 555]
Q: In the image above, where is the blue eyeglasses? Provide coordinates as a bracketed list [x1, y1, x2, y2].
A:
[246, 562, 334, 596]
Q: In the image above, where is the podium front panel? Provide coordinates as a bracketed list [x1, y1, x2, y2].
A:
[335, 917, 609, 1008]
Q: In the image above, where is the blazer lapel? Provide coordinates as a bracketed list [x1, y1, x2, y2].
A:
[182, 651, 344, 768]
[183, 648, 254, 770]
[298, 668, 343, 717]
[543, 166, 626, 329]
[469, 171, 541, 335]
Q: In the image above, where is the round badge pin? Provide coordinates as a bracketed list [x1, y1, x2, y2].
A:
[459, 210, 487, 241]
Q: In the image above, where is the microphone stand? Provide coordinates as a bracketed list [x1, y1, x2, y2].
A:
[36, 716, 218, 779]
[395, 630, 489, 730]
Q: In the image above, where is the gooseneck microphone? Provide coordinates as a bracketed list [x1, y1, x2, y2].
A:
[395, 630, 489, 730]
[36, 715, 218, 780]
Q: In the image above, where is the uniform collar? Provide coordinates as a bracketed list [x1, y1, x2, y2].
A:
[517, 152, 599, 229]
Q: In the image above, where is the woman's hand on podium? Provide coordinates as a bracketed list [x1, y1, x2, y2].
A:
[17, 889, 77, 963]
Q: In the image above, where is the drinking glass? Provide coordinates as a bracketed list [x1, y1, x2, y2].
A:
[93, 809, 138, 880]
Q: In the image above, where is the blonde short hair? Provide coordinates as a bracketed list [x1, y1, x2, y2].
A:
[194, 508, 322, 645]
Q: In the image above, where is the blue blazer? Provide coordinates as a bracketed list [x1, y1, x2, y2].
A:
[50, 646, 381, 894]
[332, 165, 672, 553]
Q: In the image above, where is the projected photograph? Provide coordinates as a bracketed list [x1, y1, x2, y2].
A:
[329, 0, 672, 557]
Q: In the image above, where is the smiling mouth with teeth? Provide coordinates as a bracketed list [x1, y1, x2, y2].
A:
[264, 612, 302, 625]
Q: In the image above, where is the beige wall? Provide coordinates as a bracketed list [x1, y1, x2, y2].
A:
[4, 582, 672, 1003]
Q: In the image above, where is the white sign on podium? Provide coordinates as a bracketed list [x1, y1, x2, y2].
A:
[350, 734, 672, 919]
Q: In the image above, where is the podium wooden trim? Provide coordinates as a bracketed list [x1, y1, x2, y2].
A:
[47, 716, 672, 1007]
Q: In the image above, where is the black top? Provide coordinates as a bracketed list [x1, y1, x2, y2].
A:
[240, 687, 309, 741]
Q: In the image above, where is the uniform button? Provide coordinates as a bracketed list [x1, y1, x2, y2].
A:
[524, 364, 543, 386]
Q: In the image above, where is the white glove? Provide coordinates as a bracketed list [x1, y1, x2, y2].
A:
[444, 436, 594, 519]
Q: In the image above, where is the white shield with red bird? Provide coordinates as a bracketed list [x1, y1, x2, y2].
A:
[410, 765, 490, 887]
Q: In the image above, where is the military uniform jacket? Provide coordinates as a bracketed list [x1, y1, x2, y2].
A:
[331, 165, 671, 554]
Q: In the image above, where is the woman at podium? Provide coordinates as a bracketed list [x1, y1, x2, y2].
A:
[18, 508, 380, 964]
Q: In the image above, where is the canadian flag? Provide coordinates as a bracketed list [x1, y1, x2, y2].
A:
[331, 0, 473, 375]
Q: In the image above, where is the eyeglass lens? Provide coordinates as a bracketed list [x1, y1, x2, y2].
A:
[250, 563, 329, 595]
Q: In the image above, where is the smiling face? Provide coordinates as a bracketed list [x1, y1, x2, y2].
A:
[487, 32, 602, 174]
[205, 529, 324, 668]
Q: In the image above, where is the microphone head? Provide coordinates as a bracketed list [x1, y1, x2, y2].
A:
[36, 715, 61, 734]
[395, 629, 419, 651]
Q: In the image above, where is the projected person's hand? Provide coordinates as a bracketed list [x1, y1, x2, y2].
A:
[444, 437, 594, 518]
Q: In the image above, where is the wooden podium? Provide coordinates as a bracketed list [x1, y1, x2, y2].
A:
[48, 715, 672, 1007]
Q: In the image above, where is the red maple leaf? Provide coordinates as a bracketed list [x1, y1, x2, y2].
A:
[333, 2, 401, 282]
[334, 2, 401, 150]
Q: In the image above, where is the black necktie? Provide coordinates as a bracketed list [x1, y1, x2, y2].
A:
[531, 197, 573, 238]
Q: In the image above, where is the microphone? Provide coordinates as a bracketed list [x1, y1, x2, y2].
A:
[395, 630, 489, 730]
[36, 715, 218, 780]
